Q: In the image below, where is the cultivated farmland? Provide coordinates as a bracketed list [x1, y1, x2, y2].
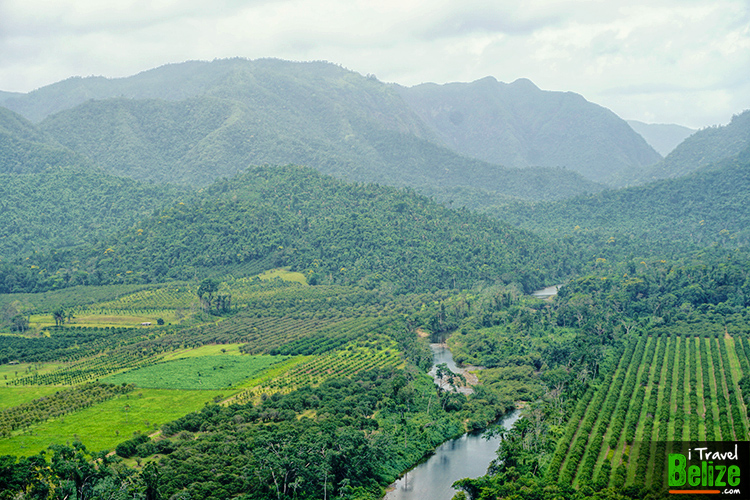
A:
[546, 323, 750, 493]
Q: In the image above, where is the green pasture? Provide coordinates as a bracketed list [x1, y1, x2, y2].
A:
[103, 354, 288, 390]
[160, 343, 244, 361]
[0, 388, 225, 457]
[256, 268, 307, 284]
[0, 386, 64, 410]
[30, 311, 179, 329]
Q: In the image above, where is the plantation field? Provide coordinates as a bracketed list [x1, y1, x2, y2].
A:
[104, 354, 288, 390]
[232, 341, 404, 404]
[0, 284, 157, 315]
[0, 388, 225, 457]
[547, 326, 750, 493]
[1, 361, 68, 385]
[0, 278, 431, 462]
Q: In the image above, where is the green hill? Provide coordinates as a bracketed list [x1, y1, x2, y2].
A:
[397, 77, 662, 185]
[0, 107, 88, 174]
[37, 71, 602, 200]
[0, 166, 188, 261]
[6, 59, 616, 202]
[3, 165, 572, 294]
[640, 109, 750, 181]
[494, 146, 750, 248]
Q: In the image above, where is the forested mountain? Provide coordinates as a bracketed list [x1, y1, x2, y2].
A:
[495, 145, 750, 248]
[0, 166, 188, 260]
[37, 93, 602, 200]
[626, 120, 695, 156]
[397, 77, 662, 185]
[0, 57, 663, 197]
[0, 107, 87, 174]
[640, 109, 750, 181]
[0, 165, 575, 295]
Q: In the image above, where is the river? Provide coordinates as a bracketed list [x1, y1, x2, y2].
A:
[383, 345, 520, 500]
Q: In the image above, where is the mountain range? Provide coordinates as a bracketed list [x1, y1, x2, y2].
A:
[397, 77, 661, 184]
[2, 57, 750, 276]
[1, 58, 660, 192]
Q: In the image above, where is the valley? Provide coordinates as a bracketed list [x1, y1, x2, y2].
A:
[1, 58, 750, 500]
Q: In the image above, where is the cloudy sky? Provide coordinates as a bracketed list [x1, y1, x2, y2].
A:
[1, 0, 748, 129]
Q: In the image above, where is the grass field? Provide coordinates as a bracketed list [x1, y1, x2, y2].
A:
[0, 274, 404, 461]
[0, 388, 225, 457]
[256, 268, 307, 284]
[30, 311, 180, 329]
[103, 354, 289, 390]
[160, 343, 245, 361]
[0, 386, 63, 410]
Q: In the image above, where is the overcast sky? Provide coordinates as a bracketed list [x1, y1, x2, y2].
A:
[1, 0, 748, 129]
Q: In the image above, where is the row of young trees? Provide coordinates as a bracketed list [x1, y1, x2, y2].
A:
[0, 383, 134, 437]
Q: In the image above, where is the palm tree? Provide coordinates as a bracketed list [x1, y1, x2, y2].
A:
[53, 309, 65, 327]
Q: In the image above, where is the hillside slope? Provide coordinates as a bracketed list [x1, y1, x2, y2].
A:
[0, 107, 88, 174]
[4, 166, 573, 294]
[2, 58, 656, 199]
[37, 66, 602, 199]
[0, 167, 188, 260]
[495, 146, 750, 247]
[397, 77, 662, 185]
[640, 110, 750, 181]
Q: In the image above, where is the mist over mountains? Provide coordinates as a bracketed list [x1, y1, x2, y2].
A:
[1, 58, 661, 193]
[397, 77, 662, 185]
[626, 120, 695, 157]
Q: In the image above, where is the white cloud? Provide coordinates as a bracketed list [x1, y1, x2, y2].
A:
[0, 0, 748, 128]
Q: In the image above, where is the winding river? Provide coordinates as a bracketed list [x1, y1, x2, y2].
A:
[383, 345, 520, 500]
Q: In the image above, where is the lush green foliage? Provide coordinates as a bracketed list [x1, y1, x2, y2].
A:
[5, 165, 575, 294]
[0, 107, 86, 175]
[0, 166, 187, 261]
[494, 145, 750, 249]
[0, 369, 470, 500]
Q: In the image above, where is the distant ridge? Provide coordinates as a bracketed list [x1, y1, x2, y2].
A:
[0, 58, 606, 204]
[626, 120, 695, 156]
[397, 76, 662, 185]
[0, 90, 22, 105]
[497, 145, 750, 247]
[2, 58, 657, 191]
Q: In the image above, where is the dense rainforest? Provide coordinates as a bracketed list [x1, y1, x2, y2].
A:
[0, 165, 582, 295]
[493, 145, 750, 256]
